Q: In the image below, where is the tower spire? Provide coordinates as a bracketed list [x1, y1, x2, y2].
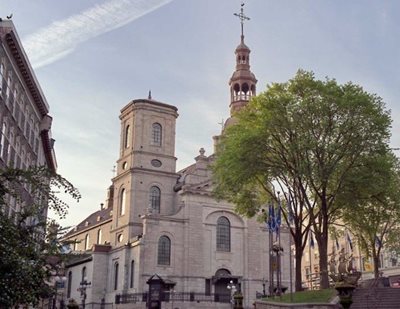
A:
[226, 2, 257, 120]
[234, 2, 250, 42]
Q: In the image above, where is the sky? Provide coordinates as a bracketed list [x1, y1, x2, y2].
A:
[2, 0, 400, 227]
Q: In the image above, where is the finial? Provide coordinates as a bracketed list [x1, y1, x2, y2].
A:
[199, 147, 205, 156]
[148, 90, 152, 100]
[234, 2, 250, 41]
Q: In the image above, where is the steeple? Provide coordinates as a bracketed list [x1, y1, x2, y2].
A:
[229, 3, 257, 116]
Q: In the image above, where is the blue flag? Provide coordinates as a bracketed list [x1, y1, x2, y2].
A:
[375, 235, 382, 248]
[276, 202, 282, 229]
[310, 233, 315, 248]
[270, 203, 276, 232]
[287, 197, 294, 224]
[347, 232, 353, 251]
[266, 204, 272, 231]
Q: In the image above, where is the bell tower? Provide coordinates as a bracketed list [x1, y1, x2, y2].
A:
[214, 3, 258, 150]
[229, 3, 257, 115]
[110, 97, 179, 244]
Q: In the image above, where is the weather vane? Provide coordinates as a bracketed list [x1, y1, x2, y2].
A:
[234, 2, 250, 38]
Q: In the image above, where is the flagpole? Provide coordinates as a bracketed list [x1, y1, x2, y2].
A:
[268, 203, 273, 297]
[286, 194, 293, 302]
[277, 192, 282, 297]
[309, 232, 313, 290]
[269, 226, 274, 296]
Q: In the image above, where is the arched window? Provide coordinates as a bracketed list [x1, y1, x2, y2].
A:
[67, 271, 72, 298]
[120, 188, 126, 216]
[81, 266, 86, 283]
[152, 123, 162, 146]
[97, 229, 102, 244]
[217, 216, 230, 252]
[158, 236, 171, 265]
[149, 186, 161, 213]
[124, 125, 131, 148]
[84, 234, 90, 250]
[114, 262, 119, 290]
[130, 260, 135, 288]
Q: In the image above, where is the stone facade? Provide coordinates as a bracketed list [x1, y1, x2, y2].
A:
[64, 29, 292, 309]
[0, 20, 57, 217]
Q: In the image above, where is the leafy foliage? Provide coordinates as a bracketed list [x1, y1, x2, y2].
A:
[213, 70, 393, 288]
[341, 153, 400, 277]
[0, 166, 80, 307]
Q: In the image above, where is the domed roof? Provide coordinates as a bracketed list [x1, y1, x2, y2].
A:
[235, 36, 250, 52]
[230, 69, 257, 83]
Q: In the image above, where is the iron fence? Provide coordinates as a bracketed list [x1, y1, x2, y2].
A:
[116, 292, 231, 304]
[80, 302, 114, 309]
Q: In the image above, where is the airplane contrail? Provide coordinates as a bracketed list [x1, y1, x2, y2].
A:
[22, 0, 173, 69]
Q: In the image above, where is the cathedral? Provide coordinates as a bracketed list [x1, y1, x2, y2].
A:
[63, 10, 291, 309]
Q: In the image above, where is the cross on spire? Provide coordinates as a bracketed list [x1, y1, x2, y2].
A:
[218, 118, 225, 130]
[234, 2, 250, 40]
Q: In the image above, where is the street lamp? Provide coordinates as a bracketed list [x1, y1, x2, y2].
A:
[54, 275, 67, 309]
[227, 280, 236, 308]
[271, 241, 284, 296]
[169, 289, 175, 309]
[262, 278, 267, 297]
[79, 277, 92, 309]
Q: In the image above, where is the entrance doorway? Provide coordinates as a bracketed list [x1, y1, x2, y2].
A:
[213, 269, 237, 303]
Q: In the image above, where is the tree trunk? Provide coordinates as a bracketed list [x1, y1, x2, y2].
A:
[318, 199, 330, 289]
[315, 216, 330, 289]
[373, 255, 380, 279]
[294, 238, 304, 291]
[372, 245, 381, 279]
[319, 242, 329, 288]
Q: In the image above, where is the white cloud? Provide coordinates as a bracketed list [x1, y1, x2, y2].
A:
[22, 0, 173, 68]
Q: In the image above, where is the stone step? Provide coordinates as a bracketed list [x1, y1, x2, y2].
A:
[350, 287, 400, 309]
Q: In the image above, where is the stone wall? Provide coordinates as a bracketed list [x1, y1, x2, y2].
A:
[254, 300, 339, 309]
[116, 301, 231, 309]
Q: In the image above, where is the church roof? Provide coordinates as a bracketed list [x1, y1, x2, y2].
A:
[64, 205, 112, 237]
[121, 98, 178, 114]
[230, 69, 257, 83]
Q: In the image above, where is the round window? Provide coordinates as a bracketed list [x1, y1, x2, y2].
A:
[122, 162, 128, 170]
[151, 159, 162, 167]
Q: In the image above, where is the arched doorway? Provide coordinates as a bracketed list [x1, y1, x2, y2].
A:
[213, 269, 237, 303]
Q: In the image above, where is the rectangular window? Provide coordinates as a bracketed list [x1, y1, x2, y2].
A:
[25, 122, 30, 138]
[305, 267, 311, 280]
[130, 260, 135, 288]
[19, 113, 25, 130]
[205, 279, 211, 295]
[0, 79, 5, 98]
[6, 76, 11, 106]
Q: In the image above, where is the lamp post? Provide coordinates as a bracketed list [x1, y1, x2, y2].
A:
[227, 280, 236, 308]
[79, 277, 91, 309]
[170, 289, 175, 309]
[262, 278, 266, 297]
[271, 242, 284, 296]
[54, 275, 67, 309]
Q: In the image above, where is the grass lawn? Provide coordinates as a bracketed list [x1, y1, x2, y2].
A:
[265, 289, 337, 303]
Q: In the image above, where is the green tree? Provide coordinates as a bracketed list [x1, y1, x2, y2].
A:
[341, 152, 400, 278]
[0, 166, 80, 307]
[213, 70, 392, 288]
